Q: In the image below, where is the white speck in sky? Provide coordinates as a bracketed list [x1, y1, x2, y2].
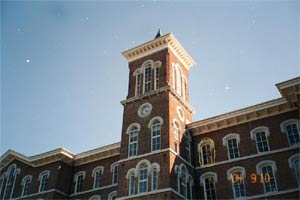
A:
[26, 59, 30, 63]
[225, 86, 231, 91]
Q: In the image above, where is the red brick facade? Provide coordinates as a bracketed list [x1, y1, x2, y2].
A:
[0, 33, 299, 200]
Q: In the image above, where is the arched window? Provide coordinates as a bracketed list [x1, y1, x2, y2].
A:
[256, 160, 277, 193]
[151, 168, 158, 191]
[127, 123, 140, 157]
[0, 173, 6, 198]
[200, 172, 217, 200]
[280, 119, 300, 146]
[111, 162, 119, 185]
[184, 131, 192, 163]
[138, 163, 148, 193]
[172, 63, 182, 96]
[250, 126, 270, 153]
[21, 175, 32, 197]
[129, 172, 135, 195]
[108, 191, 117, 200]
[3, 164, 20, 199]
[198, 138, 215, 166]
[154, 61, 161, 90]
[151, 120, 161, 151]
[74, 171, 86, 194]
[144, 64, 152, 93]
[223, 134, 240, 159]
[92, 166, 104, 188]
[89, 195, 101, 200]
[175, 164, 192, 199]
[227, 167, 246, 199]
[173, 119, 181, 154]
[288, 154, 300, 186]
[134, 69, 143, 96]
[38, 170, 50, 192]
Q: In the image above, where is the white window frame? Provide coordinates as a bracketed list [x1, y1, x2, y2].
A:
[198, 138, 215, 167]
[250, 126, 270, 153]
[3, 164, 20, 199]
[21, 175, 32, 197]
[280, 119, 300, 146]
[89, 195, 101, 200]
[288, 154, 300, 186]
[148, 116, 163, 152]
[223, 133, 240, 160]
[134, 69, 143, 96]
[138, 164, 148, 194]
[154, 61, 161, 90]
[151, 168, 158, 191]
[173, 119, 181, 154]
[73, 171, 86, 194]
[227, 167, 246, 199]
[184, 131, 192, 163]
[200, 172, 217, 200]
[108, 191, 117, 200]
[92, 166, 104, 188]
[126, 123, 141, 157]
[38, 170, 50, 193]
[111, 162, 119, 185]
[256, 160, 277, 193]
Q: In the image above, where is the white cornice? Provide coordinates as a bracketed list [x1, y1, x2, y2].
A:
[122, 33, 196, 70]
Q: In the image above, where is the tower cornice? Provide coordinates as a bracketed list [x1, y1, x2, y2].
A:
[122, 33, 196, 70]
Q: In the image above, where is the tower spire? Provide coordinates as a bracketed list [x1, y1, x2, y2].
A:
[154, 28, 162, 38]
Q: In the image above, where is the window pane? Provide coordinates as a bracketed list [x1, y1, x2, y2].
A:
[286, 124, 300, 145]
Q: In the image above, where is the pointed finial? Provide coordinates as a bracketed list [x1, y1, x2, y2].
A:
[155, 28, 162, 39]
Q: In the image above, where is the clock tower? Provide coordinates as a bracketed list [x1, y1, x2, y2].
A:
[117, 32, 196, 199]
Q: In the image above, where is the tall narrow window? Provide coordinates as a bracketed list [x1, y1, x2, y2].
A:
[200, 172, 217, 200]
[0, 175, 4, 198]
[199, 138, 215, 166]
[185, 132, 192, 163]
[129, 174, 135, 195]
[74, 171, 86, 194]
[256, 161, 277, 193]
[21, 175, 32, 197]
[38, 170, 50, 192]
[152, 168, 158, 191]
[174, 120, 180, 154]
[144, 65, 152, 93]
[3, 165, 16, 199]
[155, 67, 160, 90]
[179, 168, 187, 197]
[288, 154, 300, 186]
[112, 164, 119, 185]
[129, 127, 138, 157]
[136, 73, 142, 96]
[231, 171, 246, 199]
[151, 120, 161, 151]
[92, 167, 104, 188]
[281, 119, 300, 146]
[138, 164, 148, 193]
[223, 134, 240, 160]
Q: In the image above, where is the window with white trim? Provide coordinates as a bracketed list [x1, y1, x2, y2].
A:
[0, 175, 4, 198]
[21, 175, 32, 196]
[92, 166, 104, 188]
[108, 191, 117, 200]
[89, 195, 101, 200]
[223, 134, 240, 159]
[74, 171, 86, 194]
[144, 65, 152, 93]
[138, 163, 148, 193]
[112, 164, 119, 185]
[250, 127, 270, 153]
[280, 119, 300, 146]
[151, 168, 158, 191]
[288, 154, 300, 186]
[185, 131, 192, 163]
[227, 167, 246, 199]
[136, 73, 142, 96]
[175, 164, 193, 199]
[3, 164, 20, 199]
[128, 126, 138, 157]
[151, 120, 161, 151]
[155, 66, 159, 90]
[129, 173, 135, 195]
[38, 170, 50, 192]
[256, 160, 277, 193]
[173, 120, 180, 154]
[200, 172, 217, 200]
[198, 138, 215, 166]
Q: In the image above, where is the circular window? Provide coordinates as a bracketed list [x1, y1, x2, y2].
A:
[138, 103, 152, 117]
[177, 106, 185, 122]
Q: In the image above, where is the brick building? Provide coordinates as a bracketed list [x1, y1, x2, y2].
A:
[0, 32, 299, 200]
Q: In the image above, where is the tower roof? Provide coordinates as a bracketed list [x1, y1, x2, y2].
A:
[122, 33, 196, 70]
